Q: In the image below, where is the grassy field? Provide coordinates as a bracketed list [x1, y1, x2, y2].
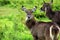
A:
[0, 0, 60, 40]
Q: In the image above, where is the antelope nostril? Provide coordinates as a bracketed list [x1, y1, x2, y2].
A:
[28, 17, 30, 18]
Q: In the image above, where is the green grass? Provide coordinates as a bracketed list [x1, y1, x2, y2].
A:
[0, 0, 60, 40]
[0, 7, 33, 40]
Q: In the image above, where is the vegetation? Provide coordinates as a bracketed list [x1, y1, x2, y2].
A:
[0, 0, 60, 40]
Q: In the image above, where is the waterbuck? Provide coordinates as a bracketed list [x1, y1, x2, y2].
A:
[40, 0, 60, 27]
[22, 6, 59, 40]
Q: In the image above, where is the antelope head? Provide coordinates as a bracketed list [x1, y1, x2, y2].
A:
[22, 6, 37, 20]
[40, 0, 53, 11]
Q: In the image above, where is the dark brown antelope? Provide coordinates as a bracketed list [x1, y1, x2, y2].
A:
[40, 0, 60, 27]
[22, 6, 59, 40]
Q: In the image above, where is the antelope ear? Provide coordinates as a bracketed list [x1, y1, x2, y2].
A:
[43, 0, 45, 4]
[22, 6, 27, 11]
[32, 6, 37, 12]
[49, 0, 53, 4]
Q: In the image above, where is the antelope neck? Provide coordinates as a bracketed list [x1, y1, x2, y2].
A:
[46, 8, 53, 19]
[26, 18, 36, 29]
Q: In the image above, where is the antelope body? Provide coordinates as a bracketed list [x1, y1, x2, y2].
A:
[40, 0, 60, 40]
[22, 6, 59, 40]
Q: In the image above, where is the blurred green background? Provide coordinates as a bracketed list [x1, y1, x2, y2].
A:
[0, 0, 60, 40]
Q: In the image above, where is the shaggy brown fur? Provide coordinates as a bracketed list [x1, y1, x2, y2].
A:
[40, 0, 60, 27]
[22, 6, 59, 40]
[26, 16, 59, 40]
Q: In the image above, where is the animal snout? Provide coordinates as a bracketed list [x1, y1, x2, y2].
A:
[28, 16, 30, 18]
[27, 15, 31, 18]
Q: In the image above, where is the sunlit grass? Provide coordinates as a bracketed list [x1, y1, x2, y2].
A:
[0, 0, 60, 40]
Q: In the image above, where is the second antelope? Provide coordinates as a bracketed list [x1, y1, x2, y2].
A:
[40, 0, 60, 27]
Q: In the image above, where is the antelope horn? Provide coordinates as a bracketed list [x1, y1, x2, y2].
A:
[50, 0, 53, 4]
[43, 0, 45, 3]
